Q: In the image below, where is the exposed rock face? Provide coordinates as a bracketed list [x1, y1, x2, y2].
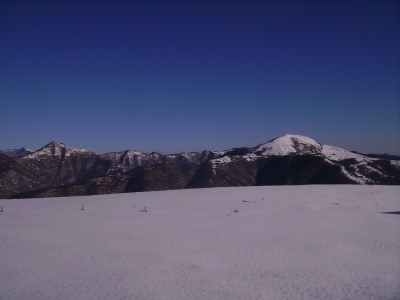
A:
[0, 153, 43, 198]
[2, 135, 400, 199]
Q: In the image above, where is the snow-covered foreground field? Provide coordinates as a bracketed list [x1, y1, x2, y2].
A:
[0, 186, 399, 300]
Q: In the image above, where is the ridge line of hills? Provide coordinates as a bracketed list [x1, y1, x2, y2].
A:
[1, 134, 399, 198]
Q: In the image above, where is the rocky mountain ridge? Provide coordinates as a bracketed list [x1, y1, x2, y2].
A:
[0, 147, 34, 159]
[1, 134, 399, 198]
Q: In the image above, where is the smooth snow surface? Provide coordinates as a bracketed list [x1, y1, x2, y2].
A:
[1, 186, 399, 300]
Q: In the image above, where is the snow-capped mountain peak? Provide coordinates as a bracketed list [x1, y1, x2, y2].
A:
[246, 134, 383, 184]
[251, 134, 323, 156]
[22, 141, 90, 159]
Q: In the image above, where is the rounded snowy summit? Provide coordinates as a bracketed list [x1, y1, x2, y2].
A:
[252, 134, 323, 156]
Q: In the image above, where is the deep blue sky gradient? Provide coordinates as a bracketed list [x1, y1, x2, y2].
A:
[1, 0, 399, 154]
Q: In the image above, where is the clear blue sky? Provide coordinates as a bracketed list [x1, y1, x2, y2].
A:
[1, 0, 399, 154]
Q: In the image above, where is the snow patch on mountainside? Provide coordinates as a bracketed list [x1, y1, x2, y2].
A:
[211, 156, 232, 168]
[210, 155, 258, 168]
[340, 165, 369, 184]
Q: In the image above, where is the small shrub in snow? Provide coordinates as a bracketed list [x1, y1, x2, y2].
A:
[233, 209, 239, 213]
[81, 204, 85, 211]
[140, 207, 148, 213]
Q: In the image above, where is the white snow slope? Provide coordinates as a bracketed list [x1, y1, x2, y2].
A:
[0, 186, 399, 300]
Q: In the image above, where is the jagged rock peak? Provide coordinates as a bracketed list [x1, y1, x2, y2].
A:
[252, 134, 323, 156]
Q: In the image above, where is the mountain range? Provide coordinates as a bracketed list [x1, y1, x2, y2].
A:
[1, 134, 399, 198]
